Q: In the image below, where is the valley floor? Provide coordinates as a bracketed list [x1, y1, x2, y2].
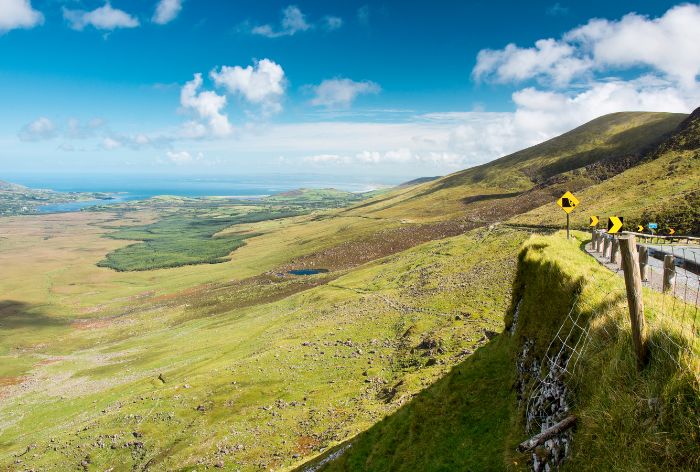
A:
[0, 205, 528, 470]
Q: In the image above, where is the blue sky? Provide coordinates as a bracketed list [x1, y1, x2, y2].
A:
[1, 0, 699, 180]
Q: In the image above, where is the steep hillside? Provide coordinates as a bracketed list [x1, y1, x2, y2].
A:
[304, 232, 699, 471]
[341, 112, 685, 222]
[513, 108, 700, 234]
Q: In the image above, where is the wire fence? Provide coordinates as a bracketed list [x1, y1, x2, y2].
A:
[591, 231, 700, 367]
[523, 265, 623, 435]
[522, 231, 699, 441]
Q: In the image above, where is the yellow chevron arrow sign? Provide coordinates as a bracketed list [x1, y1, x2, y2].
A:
[637, 225, 644, 232]
[669, 228, 676, 235]
[589, 215, 599, 227]
[608, 216, 624, 234]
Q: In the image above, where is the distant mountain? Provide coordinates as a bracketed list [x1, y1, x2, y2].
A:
[343, 111, 687, 222]
[0, 180, 27, 191]
[513, 106, 700, 234]
[398, 176, 441, 187]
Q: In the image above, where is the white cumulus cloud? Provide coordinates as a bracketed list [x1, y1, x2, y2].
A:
[0, 0, 43, 33]
[18, 117, 56, 141]
[101, 137, 121, 150]
[210, 59, 286, 115]
[252, 5, 310, 38]
[63, 2, 139, 31]
[473, 3, 700, 89]
[323, 16, 343, 31]
[180, 73, 233, 137]
[153, 0, 182, 25]
[565, 4, 700, 88]
[310, 78, 381, 108]
[473, 39, 592, 87]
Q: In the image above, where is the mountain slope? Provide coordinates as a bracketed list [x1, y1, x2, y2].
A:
[513, 108, 700, 234]
[304, 232, 699, 472]
[342, 112, 686, 222]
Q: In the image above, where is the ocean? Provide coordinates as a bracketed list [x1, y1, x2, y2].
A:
[5, 173, 398, 213]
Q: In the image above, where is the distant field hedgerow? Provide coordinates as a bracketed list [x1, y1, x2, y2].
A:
[98, 209, 301, 271]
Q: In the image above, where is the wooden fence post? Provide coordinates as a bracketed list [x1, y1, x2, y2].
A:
[663, 255, 676, 293]
[638, 246, 649, 281]
[619, 235, 648, 370]
[591, 230, 596, 251]
[610, 238, 620, 264]
[596, 233, 604, 252]
[603, 237, 611, 258]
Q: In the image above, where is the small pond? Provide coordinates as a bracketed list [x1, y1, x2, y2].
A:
[287, 268, 329, 275]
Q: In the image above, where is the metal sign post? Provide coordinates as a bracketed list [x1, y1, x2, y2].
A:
[557, 191, 579, 239]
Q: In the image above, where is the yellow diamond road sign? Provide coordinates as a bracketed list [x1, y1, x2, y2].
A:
[557, 191, 579, 214]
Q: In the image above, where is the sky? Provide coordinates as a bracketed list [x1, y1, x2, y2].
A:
[1, 0, 699, 181]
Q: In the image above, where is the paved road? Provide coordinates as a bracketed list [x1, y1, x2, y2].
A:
[643, 244, 700, 276]
[587, 240, 700, 306]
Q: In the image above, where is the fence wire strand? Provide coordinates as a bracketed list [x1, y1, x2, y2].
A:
[524, 231, 699, 436]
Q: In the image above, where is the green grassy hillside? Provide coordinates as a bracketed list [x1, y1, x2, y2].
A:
[512, 110, 700, 234]
[341, 112, 685, 222]
[0, 223, 528, 470]
[307, 232, 699, 471]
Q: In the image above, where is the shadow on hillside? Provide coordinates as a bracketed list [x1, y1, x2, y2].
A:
[0, 300, 67, 330]
[295, 335, 521, 472]
[460, 191, 522, 205]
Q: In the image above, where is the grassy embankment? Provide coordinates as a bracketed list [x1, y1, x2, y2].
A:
[312, 232, 699, 471]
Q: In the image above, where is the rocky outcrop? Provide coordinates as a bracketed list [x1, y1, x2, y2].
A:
[515, 329, 573, 471]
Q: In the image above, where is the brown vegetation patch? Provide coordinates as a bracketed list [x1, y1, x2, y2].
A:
[72, 318, 114, 330]
[0, 376, 26, 398]
[277, 220, 478, 273]
[296, 435, 322, 454]
[36, 357, 63, 366]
